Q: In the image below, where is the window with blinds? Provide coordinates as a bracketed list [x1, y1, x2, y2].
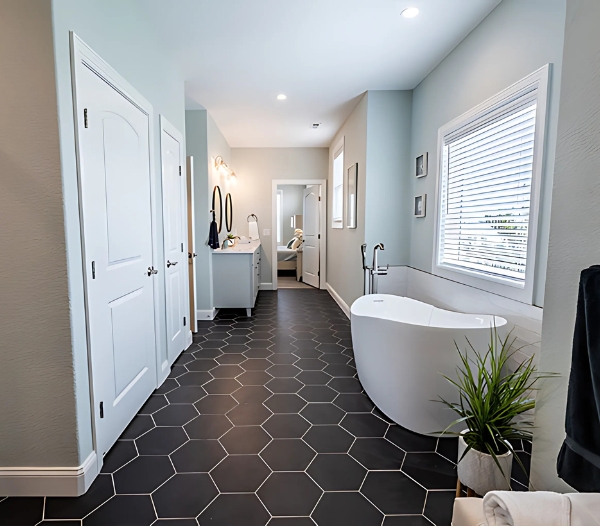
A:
[436, 73, 547, 293]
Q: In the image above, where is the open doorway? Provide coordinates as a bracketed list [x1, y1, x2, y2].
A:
[271, 179, 327, 291]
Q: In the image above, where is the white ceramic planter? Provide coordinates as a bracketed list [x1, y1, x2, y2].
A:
[457, 433, 513, 496]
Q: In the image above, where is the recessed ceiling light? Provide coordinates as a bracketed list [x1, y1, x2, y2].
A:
[277, 94, 287, 100]
[401, 7, 420, 18]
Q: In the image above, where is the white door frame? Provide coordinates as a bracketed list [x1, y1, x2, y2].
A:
[186, 156, 198, 334]
[271, 179, 327, 290]
[70, 32, 162, 476]
[159, 115, 191, 372]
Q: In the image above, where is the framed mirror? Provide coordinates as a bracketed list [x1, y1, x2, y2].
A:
[347, 163, 358, 229]
[212, 185, 223, 233]
[225, 193, 233, 232]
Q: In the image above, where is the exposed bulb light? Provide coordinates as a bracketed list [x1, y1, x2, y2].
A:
[214, 155, 237, 181]
[401, 7, 420, 18]
[277, 94, 287, 100]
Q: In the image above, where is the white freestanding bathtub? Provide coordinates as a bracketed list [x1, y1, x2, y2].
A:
[351, 294, 507, 436]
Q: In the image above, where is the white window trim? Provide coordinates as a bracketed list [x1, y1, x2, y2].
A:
[332, 137, 345, 229]
[432, 64, 551, 304]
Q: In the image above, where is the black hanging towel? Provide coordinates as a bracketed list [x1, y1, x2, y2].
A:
[557, 265, 600, 491]
[208, 210, 219, 249]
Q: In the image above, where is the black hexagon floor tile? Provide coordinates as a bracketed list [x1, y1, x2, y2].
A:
[166, 386, 207, 404]
[334, 393, 375, 413]
[113, 456, 174, 494]
[307, 454, 366, 491]
[177, 371, 212, 386]
[219, 425, 272, 454]
[264, 394, 307, 413]
[200, 494, 270, 526]
[340, 413, 389, 437]
[194, 394, 238, 414]
[385, 425, 438, 452]
[170, 439, 227, 472]
[303, 425, 354, 453]
[260, 439, 316, 471]
[84, 495, 156, 525]
[210, 455, 271, 492]
[227, 402, 273, 425]
[296, 371, 332, 385]
[311, 492, 382, 526]
[349, 438, 405, 470]
[45, 474, 114, 519]
[184, 414, 232, 439]
[203, 378, 242, 394]
[361, 471, 427, 515]
[233, 385, 272, 404]
[268, 353, 299, 364]
[153, 473, 218, 519]
[100, 440, 137, 473]
[258, 472, 322, 517]
[267, 377, 304, 393]
[136, 427, 188, 455]
[300, 403, 345, 425]
[298, 385, 337, 403]
[153, 404, 199, 426]
[238, 370, 274, 385]
[262, 413, 311, 438]
[120, 414, 155, 440]
[401, 452, 457, 490]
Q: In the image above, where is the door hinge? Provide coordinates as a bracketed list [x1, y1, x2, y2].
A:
[181, 242, 184, 252]
[318, 234, 321, 240]
[318, 196, 321, 201]
[99, 401, 104, 418]
[84, 108, 88, 128]
[318, 271, 320, 277]
[91, 261, 96, 279]
[179, 166, 182, 176]
[183, 317, 187, 327]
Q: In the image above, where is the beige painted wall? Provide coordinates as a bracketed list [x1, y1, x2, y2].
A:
[327, 94, 368, 306]
[230, 148, 329, 286]
[0, 0, 79, 467]
[531, 0, 597, 492]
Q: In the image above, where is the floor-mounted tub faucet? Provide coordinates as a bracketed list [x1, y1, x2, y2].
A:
[361, 243, 389, 295]
[371, 244, 388, 294]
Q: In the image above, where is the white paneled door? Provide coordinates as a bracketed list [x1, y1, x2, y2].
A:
[302, 185, 321, 288]
[74, 41, 158, 461]
[160, 118, 188, 364]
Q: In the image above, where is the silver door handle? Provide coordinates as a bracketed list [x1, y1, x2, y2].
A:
[147, 267, 158, 276]
[188, 252, 197, 259]
[167, 260, 179, 268]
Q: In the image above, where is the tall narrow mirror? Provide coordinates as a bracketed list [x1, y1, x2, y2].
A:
[225, 193, 233, 232]
[212, 185, 223, 233]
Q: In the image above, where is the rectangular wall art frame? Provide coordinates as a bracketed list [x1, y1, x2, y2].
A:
[416, 152, 428, 178]
[346, 162, 358, 229]
[414, 194, 427, 218]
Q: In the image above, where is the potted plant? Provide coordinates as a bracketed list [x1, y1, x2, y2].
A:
[439, 329, 549, 495]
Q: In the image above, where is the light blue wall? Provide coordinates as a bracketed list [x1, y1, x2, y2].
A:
[408, 0, 566, 307]
[365, 91, 413, 268]
[51, 0, 187, 464]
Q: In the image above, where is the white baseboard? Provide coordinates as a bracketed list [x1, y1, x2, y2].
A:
[326, 283, 350, 319]
[260, 283, 274, 291]
[197, 308, 217, 320]
[0, 451, 98, 496]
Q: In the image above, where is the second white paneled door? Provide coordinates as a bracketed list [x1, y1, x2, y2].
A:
[160, 117, 189, 365]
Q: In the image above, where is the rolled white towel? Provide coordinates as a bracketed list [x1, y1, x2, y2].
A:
[483, 491, 571, 526]
[568, 494, 600, 526]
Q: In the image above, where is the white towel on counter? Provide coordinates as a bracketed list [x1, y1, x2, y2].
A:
[483, 491, 571, 526]
[248, 221, 259, 240]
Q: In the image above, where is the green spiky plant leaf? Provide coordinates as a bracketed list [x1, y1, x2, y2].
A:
[438, 327, 554, 484]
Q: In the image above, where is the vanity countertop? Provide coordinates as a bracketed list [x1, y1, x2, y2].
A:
[213, 239, 261, 254]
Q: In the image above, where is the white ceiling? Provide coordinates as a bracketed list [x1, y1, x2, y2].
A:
[147, 0, 501, 148]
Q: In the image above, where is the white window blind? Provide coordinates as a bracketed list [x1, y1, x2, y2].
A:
[438, 98, 538, 287]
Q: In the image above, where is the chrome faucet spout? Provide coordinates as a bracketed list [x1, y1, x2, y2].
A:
[371, 244, 387, 294]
